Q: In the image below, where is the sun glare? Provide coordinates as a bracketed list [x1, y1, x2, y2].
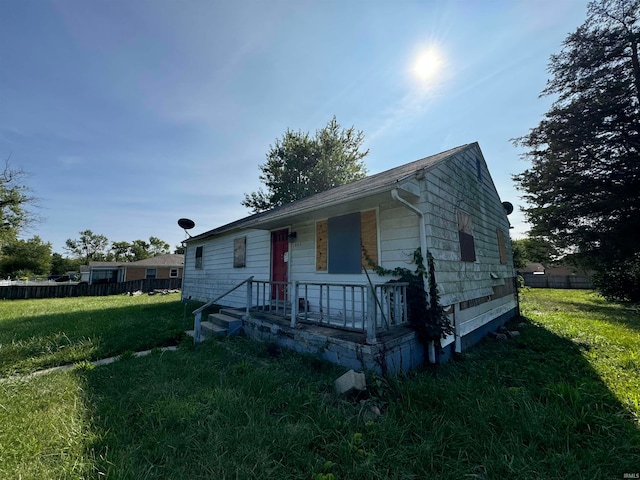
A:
[412, 47, 443, 84]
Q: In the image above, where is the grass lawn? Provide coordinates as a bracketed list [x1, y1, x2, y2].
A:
[0, 293, 197, 376]
[0, 289, 639, 479]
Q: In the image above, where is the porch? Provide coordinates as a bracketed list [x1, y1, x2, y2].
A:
[188, 277, 429, 373]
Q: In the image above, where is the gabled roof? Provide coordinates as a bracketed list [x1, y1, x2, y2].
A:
[88, 254, 184, 268]
[129, 254, 184, 267]
[187, 143, 476, 243]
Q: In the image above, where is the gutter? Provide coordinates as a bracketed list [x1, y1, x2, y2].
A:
[390, 189, 436, 363]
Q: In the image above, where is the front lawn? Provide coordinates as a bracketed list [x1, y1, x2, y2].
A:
[0, 293, 195, 376]
[0, 289, 638, 479]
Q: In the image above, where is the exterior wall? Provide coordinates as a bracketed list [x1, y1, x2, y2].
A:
[125, 267, 183, 282]
[181, 229, 271, 306]
[422, 145, 518, 344]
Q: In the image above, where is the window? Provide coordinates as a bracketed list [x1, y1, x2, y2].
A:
[497, 229, 507, 264]
[195, 246, 203, 269]
[170, 268, 179, 278]
[457, 211, 476, 262]
[145, 268, 157, 280]
[234, 236, 246, 268]
[316, 209, 378, 274]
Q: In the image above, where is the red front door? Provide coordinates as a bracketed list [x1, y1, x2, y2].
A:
[271, 229, 289, 300]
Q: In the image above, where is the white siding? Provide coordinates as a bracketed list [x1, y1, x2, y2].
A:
[182, 229, 271, 306]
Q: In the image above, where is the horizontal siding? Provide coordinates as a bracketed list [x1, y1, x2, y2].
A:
[424, 145, 515, 306]
[182, 229, 270, 305]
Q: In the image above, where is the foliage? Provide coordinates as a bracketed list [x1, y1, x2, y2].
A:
[593, 253, 640, 302]
[64, 230, 110, 263]
[367, 248, 453, 345]
[243, 116, 369, 212]
[511, 237, 559, 270]
[66, 232, 174, 263]
[513, 0, 640, 286]
[50, 252, 81, 276]
[0, 236, 52, 277]
[0, 159, 38, 249]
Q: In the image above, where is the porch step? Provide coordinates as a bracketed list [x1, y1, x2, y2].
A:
[206, 311, 243, 336]
[201, 320, 228, 337]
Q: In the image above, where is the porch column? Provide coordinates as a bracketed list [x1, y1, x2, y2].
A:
[290, 281, 299, 328]
[366, 285, 377, 345]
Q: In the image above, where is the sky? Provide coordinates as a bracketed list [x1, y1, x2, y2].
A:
[0, 0, 590, 254]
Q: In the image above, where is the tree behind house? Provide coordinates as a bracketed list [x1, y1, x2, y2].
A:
[243, 116, 369, 213]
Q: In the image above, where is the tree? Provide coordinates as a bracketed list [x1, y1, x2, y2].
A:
[0, 158, 38, 248]
[64, 230, 110, 263]
[111, 241, 131, 262]
[50, 252, 81, 276]
[511, 237, 559, 270]
[513, 0, 640, 298]
[0, 236, 52, 277]
[243, 116, 369, 212]
[149, 236, 170, 256]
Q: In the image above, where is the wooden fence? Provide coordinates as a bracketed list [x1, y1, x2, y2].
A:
[522, 273, 594, 289]
[0, 278, 182, 300]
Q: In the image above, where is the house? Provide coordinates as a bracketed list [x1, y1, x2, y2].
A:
[87, 254, 184, 284]
[181, 143, 518, 373]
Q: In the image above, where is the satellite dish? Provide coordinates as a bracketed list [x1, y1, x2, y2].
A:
[178, 218, 195, 230]
[502, 201, 514, 216]
[178, 218, 195, 238]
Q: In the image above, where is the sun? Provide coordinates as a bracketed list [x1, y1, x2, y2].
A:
[412, 47, 443, 83]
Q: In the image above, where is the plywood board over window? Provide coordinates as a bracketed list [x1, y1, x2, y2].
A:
[457, 210, 476, 262]
[234, 236, 246, 268]
[360, 209, 378, 267]
[497, 229, 507, 265]
[316, 209, 378, 273]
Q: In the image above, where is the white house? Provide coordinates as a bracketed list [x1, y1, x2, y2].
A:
[181, 143, 518, 372]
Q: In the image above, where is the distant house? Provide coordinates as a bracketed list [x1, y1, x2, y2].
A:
[181, 143, 519, 372]
[87, 254, 184, 284]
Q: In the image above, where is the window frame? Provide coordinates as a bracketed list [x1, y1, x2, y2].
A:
[195, 246, 203, 269]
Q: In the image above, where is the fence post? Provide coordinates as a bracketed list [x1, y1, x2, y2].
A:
[366, 285, 377, 345]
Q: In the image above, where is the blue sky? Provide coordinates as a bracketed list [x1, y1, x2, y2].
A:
[0, 0, 588, 254]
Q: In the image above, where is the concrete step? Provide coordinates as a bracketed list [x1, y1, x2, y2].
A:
[219, 308, 245, 320]
[201, 320, 227, 337]
[207, 312, 243, 336]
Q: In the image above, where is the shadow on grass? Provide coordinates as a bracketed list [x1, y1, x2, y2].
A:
[0, 298, 203, 375]
[74, 317, 640, 479]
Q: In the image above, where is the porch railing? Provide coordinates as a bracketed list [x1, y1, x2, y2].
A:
[192, 276, 254, 344]
[192, 278, 409, 345]
[248, 279, 409, 344]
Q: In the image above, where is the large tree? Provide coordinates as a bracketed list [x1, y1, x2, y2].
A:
[0, 236, 52, 277]
[243, 116, 369, 212]
[0, 159, 38, 248]
[64, 230, 110, 263]
[514, 0, 640, 275]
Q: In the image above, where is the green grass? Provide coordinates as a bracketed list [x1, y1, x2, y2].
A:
[1, 289, 639, 479]
[0, 293, 197, 376]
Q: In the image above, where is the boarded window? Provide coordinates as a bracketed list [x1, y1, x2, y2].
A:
[457, 211, 476, 262]
[195, 246, 203, 269]
[328, 212, 362, 274]
[497, 229, 507, 264]
[234, 236, 246, 268]
[316, 209, 378, 273]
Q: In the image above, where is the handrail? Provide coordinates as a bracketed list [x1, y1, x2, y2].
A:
[193, 276, 254, 315]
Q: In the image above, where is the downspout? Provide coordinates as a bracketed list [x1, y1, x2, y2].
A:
[390, 188, 436, 363]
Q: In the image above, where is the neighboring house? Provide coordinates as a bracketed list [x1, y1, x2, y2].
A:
[521, 261, 594, 289]
[182, 143, 518, 372]
[87, 254, 184, 284]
